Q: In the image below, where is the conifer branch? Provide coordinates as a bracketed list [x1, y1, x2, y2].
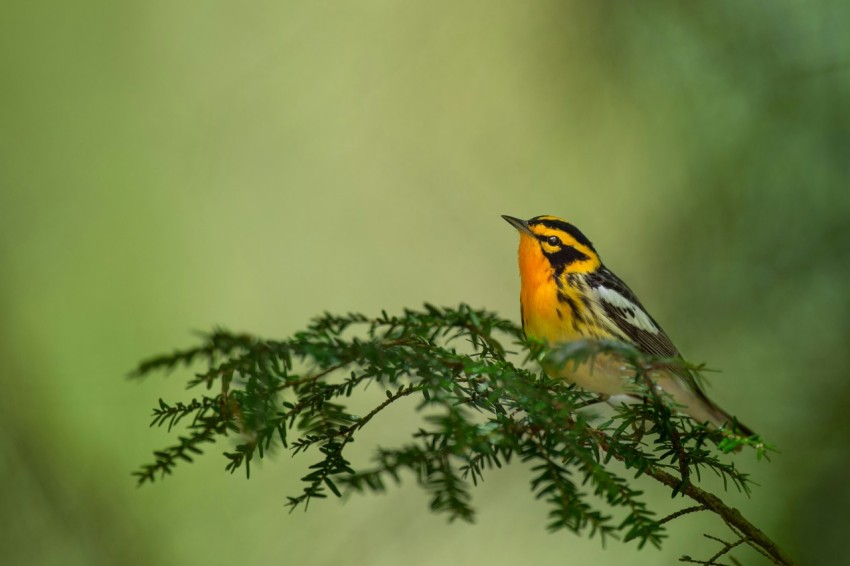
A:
[131, 304, 791, 564]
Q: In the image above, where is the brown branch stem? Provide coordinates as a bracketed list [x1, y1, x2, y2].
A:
[581, 425, 792, 565]
[647, 467, 794, 566]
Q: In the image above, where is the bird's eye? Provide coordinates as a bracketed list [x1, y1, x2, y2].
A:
[547, 236, 561, 246]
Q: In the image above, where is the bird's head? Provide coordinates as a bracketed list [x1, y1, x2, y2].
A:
[502, 214, 601, 277]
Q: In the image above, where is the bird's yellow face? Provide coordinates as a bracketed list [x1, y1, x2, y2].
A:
[504, 215, 601, 279]
[503, 215, 602, 341]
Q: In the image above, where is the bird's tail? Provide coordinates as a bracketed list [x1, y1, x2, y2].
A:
[703, 399, 755, 438]
[657, 373, 756, 437]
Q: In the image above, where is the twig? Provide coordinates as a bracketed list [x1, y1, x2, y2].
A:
[680, 533, 746, 565]
[273, 363, 347, 392]
[658, 505, 707, 525]
[289, 385, 421, 509]
[640, 372, 689, 487]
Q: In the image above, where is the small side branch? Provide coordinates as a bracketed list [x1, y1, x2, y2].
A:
[680, 533, 747, 565]
[287, 385, 420, 511]
[658, 505, 707, 525]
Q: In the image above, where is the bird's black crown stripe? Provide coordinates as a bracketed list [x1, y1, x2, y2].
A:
[528, 217, 597, 252]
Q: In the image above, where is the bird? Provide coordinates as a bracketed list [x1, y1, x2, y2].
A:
[503, 214, 753, 436]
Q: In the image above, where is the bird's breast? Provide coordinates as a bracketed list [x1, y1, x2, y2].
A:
[518, 262, 590, 344]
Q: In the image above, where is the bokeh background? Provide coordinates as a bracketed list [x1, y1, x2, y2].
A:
[2, 2, 848, 564]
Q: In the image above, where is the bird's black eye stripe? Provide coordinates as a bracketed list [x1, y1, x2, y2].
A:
[547, 235, 561, 246]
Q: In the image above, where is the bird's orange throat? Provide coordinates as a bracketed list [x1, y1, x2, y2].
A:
[517, 234, 560, 341]
[518, 234, 553, 296]
[517, 233, 601, 343]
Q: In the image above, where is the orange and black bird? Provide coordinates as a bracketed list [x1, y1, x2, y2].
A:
[503, 214, 753, 436]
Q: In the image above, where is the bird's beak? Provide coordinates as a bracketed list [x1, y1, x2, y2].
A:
[502, 215, 533, 236]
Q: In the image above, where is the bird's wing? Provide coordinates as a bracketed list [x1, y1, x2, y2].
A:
[585, 268, 707, 397]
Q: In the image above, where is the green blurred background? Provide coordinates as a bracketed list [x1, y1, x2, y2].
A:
[2, 2, 848, 564]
